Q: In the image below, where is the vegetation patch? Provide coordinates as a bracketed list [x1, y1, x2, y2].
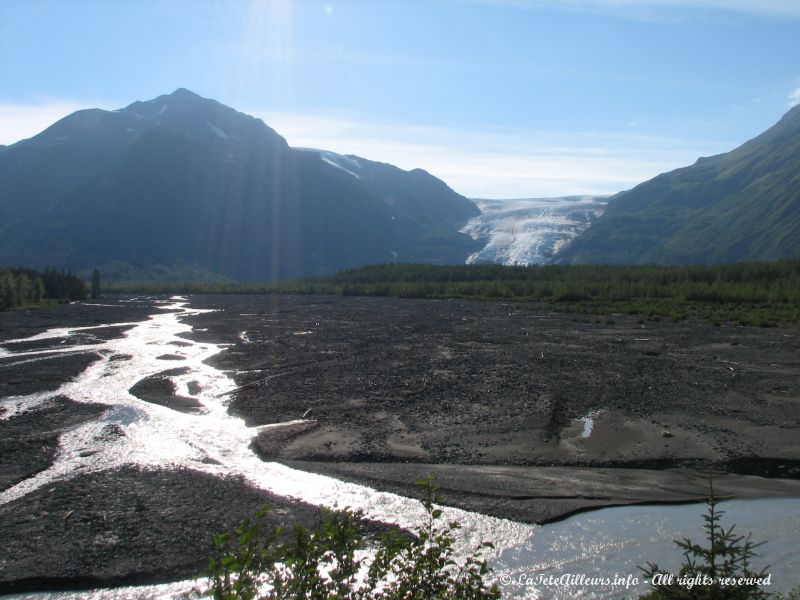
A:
[0, 268, 86, 311]
[193, 476, 499, 599]
[105, 260, 800, 327]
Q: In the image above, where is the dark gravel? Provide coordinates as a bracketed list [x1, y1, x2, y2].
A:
[0, 298, 153, 341]
[128, 368, 204, 414]
[0, 352, 100, 399]
[184, 294, 800, 472]
[0, 396, 108, 490]
[0, 466, 323, 595]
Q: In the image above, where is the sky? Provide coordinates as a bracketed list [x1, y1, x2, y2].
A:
[1, 0, 799, 198]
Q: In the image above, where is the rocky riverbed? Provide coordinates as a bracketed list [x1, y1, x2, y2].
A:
[2, 294, 799, 594]
[0, 298, 326, 595]
[190, 294, 800, 475]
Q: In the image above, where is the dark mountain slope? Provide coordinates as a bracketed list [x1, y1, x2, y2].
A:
[297, 149, 480, 264]
[557, 104, 800, 264]
[0, 89, 479, 280]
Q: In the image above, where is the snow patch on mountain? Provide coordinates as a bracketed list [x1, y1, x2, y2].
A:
[206, 121, 229, 140]
[462, 196, 608, 265]
[321, 156, 363, 179]
[297, 148, 366, 180]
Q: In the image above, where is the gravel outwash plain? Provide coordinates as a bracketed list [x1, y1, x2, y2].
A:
[2, 293, 799, 592]
[188, 294, 800, 520]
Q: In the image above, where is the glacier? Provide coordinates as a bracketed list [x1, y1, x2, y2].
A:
[462, 196, 608, 265]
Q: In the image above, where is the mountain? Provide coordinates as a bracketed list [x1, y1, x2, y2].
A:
[460, 196, 607, 265]
[557, 104, 800, 265]
[0, 89, 480, 281]
[295, 148, 480, 263]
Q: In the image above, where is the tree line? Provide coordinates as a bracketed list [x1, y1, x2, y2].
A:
[0, 267, 87, 311]
[104, 260, 800, 298]
[101, 259, 800, 327]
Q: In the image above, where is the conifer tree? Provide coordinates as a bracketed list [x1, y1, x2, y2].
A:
[91, 268, 101, 299]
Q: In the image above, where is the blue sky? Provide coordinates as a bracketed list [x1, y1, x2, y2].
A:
[1, 0, 799, 197]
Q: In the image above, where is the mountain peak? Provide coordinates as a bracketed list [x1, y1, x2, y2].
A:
[169, 87, 201, 99]
[124, 88, 214, 115]
[0, 90, 479, 280]
[160, 88, 216, 108]
[116, 89, 290, 149]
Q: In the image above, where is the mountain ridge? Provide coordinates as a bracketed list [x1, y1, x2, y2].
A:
[556, 104, 800, 265]
[0, 89, 480, 281]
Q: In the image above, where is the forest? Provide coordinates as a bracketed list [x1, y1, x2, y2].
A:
[0, 268, 86, 311]
[103, 260, 800, 327]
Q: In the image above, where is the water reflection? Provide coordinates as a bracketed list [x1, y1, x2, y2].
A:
[496, 497, 800, 598]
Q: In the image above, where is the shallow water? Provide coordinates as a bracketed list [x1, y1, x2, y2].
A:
[10, 496, 800, 599]
[2, 298, 798, 599]
[496, 496, 800, 598]
[0, 298, 528, 585]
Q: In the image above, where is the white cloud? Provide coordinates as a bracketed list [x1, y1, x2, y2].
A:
[459, 0, 800, 18]
[250, 109, 732, 198]
[0, 99, 113, 146]
[0, 99, 737, 199]
[790, 85, 800, 107]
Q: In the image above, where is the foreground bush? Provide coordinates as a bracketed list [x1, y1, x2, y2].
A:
[196, 476, 499, 599]
[197, 474, 798, 599]
[639, 478, 771, 599]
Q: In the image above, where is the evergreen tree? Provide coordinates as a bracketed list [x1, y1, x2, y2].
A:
[91, 268, 101, 299]
[639, 477, 770, 599]
[0, 270, 15, 310]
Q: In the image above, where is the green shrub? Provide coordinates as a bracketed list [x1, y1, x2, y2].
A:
[195, 475, 499, 599]
[639, 478, 770, 599]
